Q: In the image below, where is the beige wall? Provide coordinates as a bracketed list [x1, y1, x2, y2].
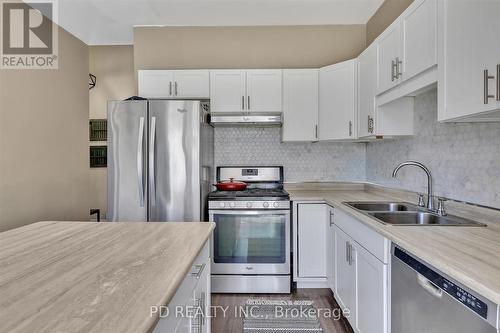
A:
[88, 45, 135, 219]
[0, 28, 89, 231]
[134, 25, 366, 70]
[366, 0, 414, 45]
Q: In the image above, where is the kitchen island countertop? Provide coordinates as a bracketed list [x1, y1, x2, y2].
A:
[287, 183, 500, 306]
[0, 221, 215, 333]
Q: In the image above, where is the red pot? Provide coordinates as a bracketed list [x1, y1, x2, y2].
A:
[213, 178, 247, 191]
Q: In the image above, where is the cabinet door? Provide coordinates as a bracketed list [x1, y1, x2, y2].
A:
[377, 22, 402, 94]
[138, 70, 174, 98]
[172, 70, 210, 98]
[209, 70, 246, 112]
[326, 206, 335, 292]
[402, 0, 437, 82]
[319, 59, 357, 140]
[282, 69, 319, 142]
[358, 44, 377, 138]
[354, 243, 388, 333]
[334, 226, 356, 324]
[438, 0, 500, 121]
[246, 70, 283, 112]
[297, 204, 327, 278]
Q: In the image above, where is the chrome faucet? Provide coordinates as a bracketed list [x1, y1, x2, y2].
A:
[392, 161, 435, 211]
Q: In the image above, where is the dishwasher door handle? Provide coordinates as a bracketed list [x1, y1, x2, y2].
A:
[417, 274, 443, 298]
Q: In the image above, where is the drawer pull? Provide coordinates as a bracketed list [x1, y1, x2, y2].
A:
[190, 263, 205, 279]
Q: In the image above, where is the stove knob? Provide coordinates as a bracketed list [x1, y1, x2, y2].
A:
[246, 202, 253, 208]
[263, 202, 269, 208]
[219, 202, 225, 208]
[273, 202, 279, 208]
[230, 202, 236, 208]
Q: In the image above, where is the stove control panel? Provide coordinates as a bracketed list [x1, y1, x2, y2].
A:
[209, 200, 290, 210]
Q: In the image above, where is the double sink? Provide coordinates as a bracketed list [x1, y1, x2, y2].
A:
[344, 202, 486, 227]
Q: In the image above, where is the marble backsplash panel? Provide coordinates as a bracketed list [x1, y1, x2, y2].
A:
[214, 127, 366, 182]
[366, 90, 500, 208]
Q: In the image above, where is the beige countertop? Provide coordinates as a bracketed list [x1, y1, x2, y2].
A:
[0, 221, 215, 333]
[286, 183, 500, 305]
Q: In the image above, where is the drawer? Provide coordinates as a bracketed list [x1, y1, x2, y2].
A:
[334, 208, 390, 264]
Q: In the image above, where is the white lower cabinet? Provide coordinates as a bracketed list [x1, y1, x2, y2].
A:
[333, 210, 389, 333]
[355, 242, 387, 333]
[326, 206, 335, 291]
[297, 203, 328, 278]
[334, 226, 357, 324]
[153, 242, 210, 333]
[293, 202, 333, 288]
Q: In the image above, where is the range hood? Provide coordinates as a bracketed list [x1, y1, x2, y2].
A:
[209, 112, 282, 126]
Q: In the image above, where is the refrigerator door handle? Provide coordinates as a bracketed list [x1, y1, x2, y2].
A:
[137, 117, 145, 207]
[149, 116, 157, 206]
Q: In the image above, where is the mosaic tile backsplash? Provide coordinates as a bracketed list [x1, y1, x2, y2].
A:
[214, 89, 500, 208]
[214, 127, 366, 182]
[366, 90, 500, 208]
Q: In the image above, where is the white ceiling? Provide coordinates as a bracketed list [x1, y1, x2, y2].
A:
[58, 0, 384, 45]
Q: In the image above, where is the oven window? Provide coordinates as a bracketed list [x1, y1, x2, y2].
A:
[213, 214, 286, 263]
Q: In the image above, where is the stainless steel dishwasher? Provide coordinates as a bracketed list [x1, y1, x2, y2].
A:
[391, 245, 499, 333]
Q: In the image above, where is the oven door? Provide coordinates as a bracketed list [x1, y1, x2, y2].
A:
[210, 209, 290, 275]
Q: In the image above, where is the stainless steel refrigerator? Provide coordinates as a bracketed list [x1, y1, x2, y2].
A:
[107, 100, 213, 222]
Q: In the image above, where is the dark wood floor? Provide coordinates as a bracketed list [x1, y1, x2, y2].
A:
[211, 288, 354, 333]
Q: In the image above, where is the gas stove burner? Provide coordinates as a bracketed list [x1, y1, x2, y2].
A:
[208, 188, 290, 200]
[210, 166, 289, 201]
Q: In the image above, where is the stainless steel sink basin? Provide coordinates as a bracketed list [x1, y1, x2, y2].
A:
[344, 201, 422, 212]
[368, 212, 486, 227]
[342, 201, 486, 227]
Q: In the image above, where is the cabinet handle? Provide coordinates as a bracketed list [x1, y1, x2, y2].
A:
[174, 81, 178, 96]
[348, 121, 353, 137]
[396, 57, 402, 79]
[345, 241, 349, 263]
[169, 82, 172, 96]
[350, 244, 354, 265]
[242, 95, 245, 110]
[248, 96, 251, 110]
[368, 115, 374, 134]
[391, 60, 396, 82]
[190, 263, 205, 278]
[192, 296, 202, 333]
[484, 69, 495, 104]
[329, 211, 334, 226]
[315, 125, 318, 139]
[497, 64, 500, 101]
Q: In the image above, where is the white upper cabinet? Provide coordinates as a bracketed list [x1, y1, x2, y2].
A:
[246, 70, 283, 112]
[171, 70, 210, 98]
[376, 0, 437, 99]
[358, 44, 377, 138]
[438, 0, 500, 122]
[377, 22, 402, 94]
[319, 59, 357, 140]
[138, 70, 209, 98]
[209, 70, 246, 112]
[402, 0, 437, 81]
[138, 70, 174, 98]
[209, 70, 282, 113]
[282, 69, 319, 142]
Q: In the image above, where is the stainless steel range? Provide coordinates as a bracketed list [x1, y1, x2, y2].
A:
[209, 166, 291, 294]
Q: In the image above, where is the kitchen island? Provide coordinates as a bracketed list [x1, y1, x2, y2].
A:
[0, 221, 214, 333]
